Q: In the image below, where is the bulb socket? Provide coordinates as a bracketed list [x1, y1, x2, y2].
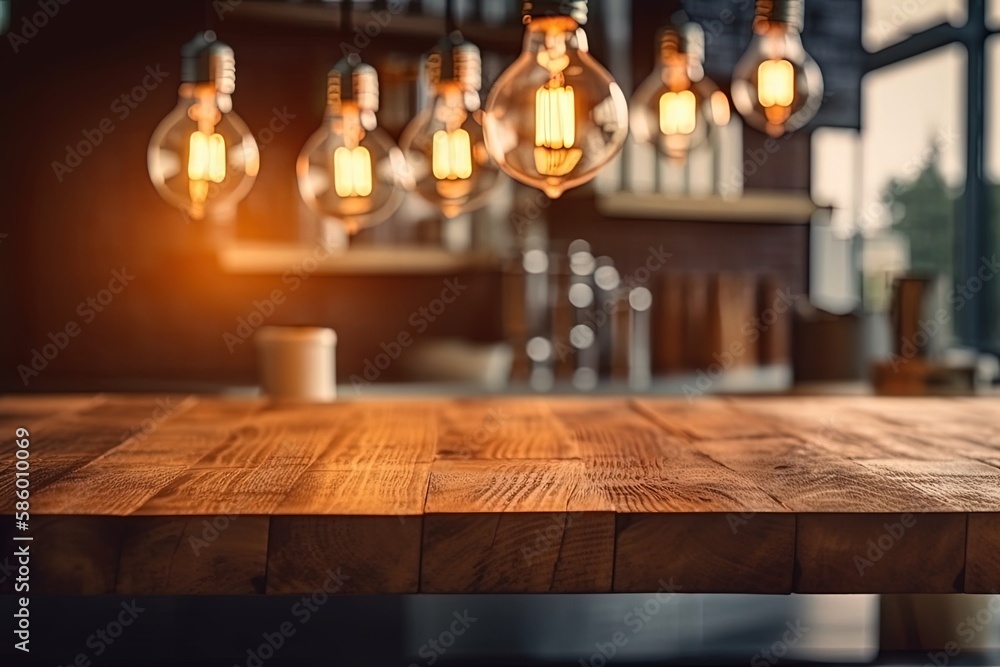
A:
[522, 0, 587, 26]
[181, 30, 236, 92]
[425, 31, 482, 92]
[754, 0, 805, 33]
[656, 22, 704, 65]
[327, 53, 379, 114]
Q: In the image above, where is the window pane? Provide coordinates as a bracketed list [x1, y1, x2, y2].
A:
[864, 0, 966, 52]
[986, 36, 1000, 347]
[860, 44, 966, 320]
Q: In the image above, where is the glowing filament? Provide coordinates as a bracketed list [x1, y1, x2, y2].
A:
[334, 146, 373, 198]
[757, 59, 795, 108]
[534, 83, 581, 177]
[659, 90, 697, 135]
[536, 83, 575, 150]
[432, 129, 473, 181]
[188, 131, 227, 183]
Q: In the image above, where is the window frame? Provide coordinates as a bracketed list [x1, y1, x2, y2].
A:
[864, 0, 994, 354]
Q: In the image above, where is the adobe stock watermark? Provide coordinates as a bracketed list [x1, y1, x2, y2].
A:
[924, 593, 1000, 667]
[119, 397, 189, 447]
[548, 245, 673, 365]
[578, 578, 683, 667]
[189, 514, 240, 556]
[179, 106, 296, 225]
[17, 267, 135, 386]
[854, 513, 916, 577]
[53, 600, 145, 667]
[216, 0, 408, 56]
[349, 277, 469, 392]
[682, 287, 795, 400]
[234, 568, 350, 667]
[223, 240, 333, 352]
[51, 65, 170, 182]
[7, 0, 70, 53]
[750, 619, 811, 667]
[887, 255, 1000, 372]
[854, 127, 959, 235]
[408, 610, 478, 667]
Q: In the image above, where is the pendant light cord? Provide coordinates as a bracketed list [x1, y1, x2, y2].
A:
[445, 0, 457, 33]
[343, 0, 354, 38]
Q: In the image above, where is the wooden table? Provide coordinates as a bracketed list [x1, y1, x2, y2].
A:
[1, 394, 998, 596]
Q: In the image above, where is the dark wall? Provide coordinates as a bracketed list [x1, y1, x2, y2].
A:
[0, 0, 503, 393]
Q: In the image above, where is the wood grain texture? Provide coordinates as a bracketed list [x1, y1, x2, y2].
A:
[966, 513, 1000, 594]
[2, 394, 998, 595]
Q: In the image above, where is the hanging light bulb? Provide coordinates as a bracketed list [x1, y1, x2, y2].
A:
[731, 0, 823, 138]
[630, 22, 730, 161]
[148, 31, 259, 221]
[399, 32, 501, 218]
[483, 0, 629, 199]
[297, 54, 408, 234]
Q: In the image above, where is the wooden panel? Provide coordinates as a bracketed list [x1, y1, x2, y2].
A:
[796, 513, 966, 594]
[422, 459, 613, 593]
[116, 516, 269, 595]
[4, 395, 1000, 596]
[966, 513, 1000, 594]
[615, 513, 794, 593]
[268, 516, 422, 594]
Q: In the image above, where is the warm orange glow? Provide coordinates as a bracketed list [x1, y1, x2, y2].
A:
[710, 90, 731, 126]
[432, 129, 473, 181]
[187, 131, 227, 183]
[535, 82, 581, 176]
[658, 90, 697, 135]
[758, 59, 795, 108]
[334, 146, 373, 197]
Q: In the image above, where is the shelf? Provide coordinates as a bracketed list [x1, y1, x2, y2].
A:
[217, 242, 499, 276]
[595, 190, 826, 225]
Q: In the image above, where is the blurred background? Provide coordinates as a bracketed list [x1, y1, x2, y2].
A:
[2, 3, 1000, 664]
[0, 0, 996, 397]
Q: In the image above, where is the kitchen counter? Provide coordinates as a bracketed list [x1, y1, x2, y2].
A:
[1, 394, 998, 596]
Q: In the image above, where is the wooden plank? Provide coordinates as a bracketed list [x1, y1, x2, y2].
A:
[268, 516, 422, 594]
[267, 403, 439, 595]
[550, 400, 793, 593]
[632, 398, 986, 593]
[116, 516, 269, 595]
[796, 513, 965, 594]
[966, 513, 1000, 594]
[8, 395, 1000, 596]
[422, 459, 613, 593]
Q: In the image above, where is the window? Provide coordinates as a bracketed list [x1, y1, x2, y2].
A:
[864, 0, 966, 52]
[860, 44, 966, 324]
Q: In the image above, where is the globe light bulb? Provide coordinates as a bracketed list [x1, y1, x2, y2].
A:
[630, 23, 730, 160]
[400, 32, 501, 218]
[297, 54, 408, 234]
[148, 31, 260, 222]
[483, 0, 628, 199]
[731, 0, 823, 138]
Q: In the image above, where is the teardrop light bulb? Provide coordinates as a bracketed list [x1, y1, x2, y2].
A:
[631, 22, 730, 160]
[148, 31, 259, 222]
[400, 32, 501, 218]
[297, 54, 409, 234]
[731, 0, 823, 137]
[483, 0, 629, 199]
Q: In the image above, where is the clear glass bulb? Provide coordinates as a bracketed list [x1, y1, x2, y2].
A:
[631, 27, 730, 160]
[731, 11, 823, 137]
[297, 59, 407, 234]
[148, 82, 259, 221]
[483, 14, 628, 199]
[401, 81, 500, 219]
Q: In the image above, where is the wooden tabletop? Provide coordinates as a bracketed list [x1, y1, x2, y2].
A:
[1, 394, 998, 596]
